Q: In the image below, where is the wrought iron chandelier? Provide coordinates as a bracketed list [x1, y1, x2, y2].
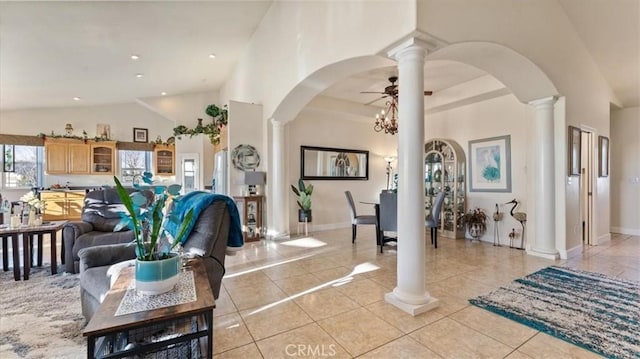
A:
[366, 76, 432, 135]
[374, 94, 399, 135]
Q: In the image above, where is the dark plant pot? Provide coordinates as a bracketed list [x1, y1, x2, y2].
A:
[298, 209, 312, 223]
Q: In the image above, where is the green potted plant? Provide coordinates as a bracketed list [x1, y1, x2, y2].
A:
[291, 178, 313, 222]
[458, 208, 489, 241]
[172, 104, 228, 145]
[114, 172, 194, 295]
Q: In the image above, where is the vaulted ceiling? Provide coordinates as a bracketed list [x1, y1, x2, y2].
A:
[0, 1, 637, 112]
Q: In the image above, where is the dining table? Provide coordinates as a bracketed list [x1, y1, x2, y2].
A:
[361, 197, 397, 252]
[0, 220, 67, 281]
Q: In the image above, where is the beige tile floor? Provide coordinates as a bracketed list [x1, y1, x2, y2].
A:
[213, 229, 638, 358]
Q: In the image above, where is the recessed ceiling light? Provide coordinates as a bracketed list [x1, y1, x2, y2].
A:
[73, 97, 81, 101]
[135, 73, 144, 78]
[208, 53, 216, 59]
[130, 54, 140, 60]
[161, 92, 167, 96]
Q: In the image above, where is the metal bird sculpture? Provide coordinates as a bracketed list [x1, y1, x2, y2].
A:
[506, 199, 526, 249]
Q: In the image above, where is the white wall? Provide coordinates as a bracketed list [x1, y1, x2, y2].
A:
[220, 0, 416, 116]
[227, 101, 264, 197]
[416, 0, 612, 245]
[426, 93, 534, 244]
[610, 107, 640, 235]
[0, 102, 173, 140]
[137, 90, 219, 128]
[287, 110, 397, 232]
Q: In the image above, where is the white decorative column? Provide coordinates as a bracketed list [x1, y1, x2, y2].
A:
[384, 39, 439, 315]
[270, 118, 289, 238]
[527, 97, 559, 259]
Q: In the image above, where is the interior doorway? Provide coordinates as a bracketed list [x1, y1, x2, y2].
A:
[580, 130, 595, 245]
[177, 153, 200, 194]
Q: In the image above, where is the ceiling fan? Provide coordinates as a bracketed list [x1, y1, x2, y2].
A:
[360, 76, 433, 105]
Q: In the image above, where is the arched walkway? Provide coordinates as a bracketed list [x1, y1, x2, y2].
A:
[268, 37, 562, 314]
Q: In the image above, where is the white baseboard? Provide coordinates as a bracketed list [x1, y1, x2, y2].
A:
[287, 222, 351, 234]
[558, 244, 582, 260]
[597, 233, 612, 244]
[611, 227, 640, 236]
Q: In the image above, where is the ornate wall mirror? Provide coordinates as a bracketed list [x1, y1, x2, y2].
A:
[300, 146, 369, 180]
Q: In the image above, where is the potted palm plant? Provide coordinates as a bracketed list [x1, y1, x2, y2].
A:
[459, 208, 489, 241]
[291, 179, 313, 222]
[114, 172, 194, 295]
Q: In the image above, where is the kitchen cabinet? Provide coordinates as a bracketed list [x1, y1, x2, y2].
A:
[425, 139, 466, 239]
[154, 144, 175, 176]
[45, 139, 114, 175]
[45, 138, 91, 174]
[41, 190, 85, 221]
[90, 142, 116, 175]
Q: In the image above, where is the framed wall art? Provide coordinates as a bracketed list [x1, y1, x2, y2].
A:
[598, 135, 609, 177]
[468, 135, 512, 192]
[96, 124, 111, 140]
[568, 126, 581, 176]
[133, 128, 148, 143]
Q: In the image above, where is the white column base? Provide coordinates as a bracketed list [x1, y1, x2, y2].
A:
[267, 230, 290, 241]
[526, 248, 560, 260]
[385, 292, 439, 316]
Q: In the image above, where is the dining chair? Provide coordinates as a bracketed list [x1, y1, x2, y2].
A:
[344, 191, 377, 243]
[425, 192, 446, 248]
[378, 191, 398, 253]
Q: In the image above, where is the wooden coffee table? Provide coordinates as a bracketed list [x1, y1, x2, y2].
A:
[0, 220, 67, 280]
[83, 259, 215, 359]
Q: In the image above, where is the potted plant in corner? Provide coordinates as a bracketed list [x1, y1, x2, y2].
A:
[114, 172, 194, 295]
[459, 207, 489, 241]
[291, 179, 313, 223]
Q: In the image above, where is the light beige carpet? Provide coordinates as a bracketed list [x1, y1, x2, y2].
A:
[0, 267, 85, 358]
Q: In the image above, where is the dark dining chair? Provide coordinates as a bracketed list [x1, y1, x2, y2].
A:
[344, 191, 377, 243]
[426, 192, 446, 248]
[378, 191, 398, 253]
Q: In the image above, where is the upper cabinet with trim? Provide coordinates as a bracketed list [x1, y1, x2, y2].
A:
[45, 138, 115, 175]
[45, 138, 91, 174]
[154, 144, 175, 176]
[90, 141, 116, 175]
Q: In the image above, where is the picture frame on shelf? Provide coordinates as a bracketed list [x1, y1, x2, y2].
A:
[468, 135, 511, 192]
[598, 135, 609, 177]
[96, 124, 111, 140]
[568, 126, 581, 176]
[133, 128, 148, 143]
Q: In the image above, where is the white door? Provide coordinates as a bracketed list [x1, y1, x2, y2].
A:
[178, 153, 200, 194]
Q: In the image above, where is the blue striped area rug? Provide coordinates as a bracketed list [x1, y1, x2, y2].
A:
[469, 266, 639, 359]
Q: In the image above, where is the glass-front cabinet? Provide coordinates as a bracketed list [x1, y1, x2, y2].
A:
[425, 139, 466, 239]
[90, 142, 116, 175]
[154, 144, 175, 176]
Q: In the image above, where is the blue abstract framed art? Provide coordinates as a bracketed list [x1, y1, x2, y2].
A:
[468, 135, 511, 192]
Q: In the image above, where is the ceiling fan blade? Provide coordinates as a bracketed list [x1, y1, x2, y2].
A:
[365, 95, 387, 106]
[424, 91, 433, 96]
[360, 91, 385, 94]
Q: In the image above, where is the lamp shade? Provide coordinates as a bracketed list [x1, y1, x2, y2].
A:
[244, 171, 266, 186]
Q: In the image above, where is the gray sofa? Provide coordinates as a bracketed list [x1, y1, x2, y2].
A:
[78, 200, 231, 322]
[62, 188, 144, 274]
